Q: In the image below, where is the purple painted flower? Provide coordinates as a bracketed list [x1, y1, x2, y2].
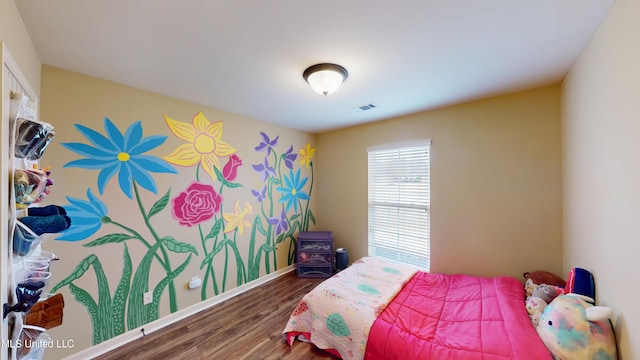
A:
[252, 157, 276, 182]
[222, 154, 242, 181]
[254, 132, 279, 154]
[283, 145, 297, 170]
[172, 182, 222, 227]
[251, 186, 267, 202]
[267, 208, 289, 236]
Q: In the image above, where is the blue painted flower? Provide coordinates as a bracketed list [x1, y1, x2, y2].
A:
[276, 168, 309, 212]
[61, 118, 178, 199]
[252, 157, 276, 182]
[254, 132, 279, 154]
[56, 188, 108, 241]
[282, 145, 297, 170]
[251, 186, 267, 202]
[267, 207, 289, 236]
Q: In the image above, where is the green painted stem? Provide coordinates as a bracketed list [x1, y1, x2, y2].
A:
[303, 161, 314, 231]
[199, 223, 218, 299]
[109, 220, 166, 267]
[133, 182, 177, 313]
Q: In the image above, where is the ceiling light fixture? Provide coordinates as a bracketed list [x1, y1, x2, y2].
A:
[303, 63, 348, 96]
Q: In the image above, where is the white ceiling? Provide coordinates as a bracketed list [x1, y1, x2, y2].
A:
[16, 0, 613, 133]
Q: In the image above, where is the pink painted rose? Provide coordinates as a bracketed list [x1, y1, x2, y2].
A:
[172, 182, 222, 227]
[222, 154, 242, 181]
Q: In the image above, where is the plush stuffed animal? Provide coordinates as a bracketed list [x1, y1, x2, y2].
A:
[533, 284, 562, 303]
[537, 294, 617, 360]
[526, 284, 563, 326]
[526, 296, 548, 326]
[524, 270, 566, 298]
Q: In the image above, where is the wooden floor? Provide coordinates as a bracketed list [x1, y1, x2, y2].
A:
[94, 271, 340, 360]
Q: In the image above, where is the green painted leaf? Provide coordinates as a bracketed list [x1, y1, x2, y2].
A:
[251, 245, 265, 281]
[383, 267, 402, 275]
[83, 233, 134, 247]
[358, 284, 380, 295]
[247, 219, 259, 279]
[256, 218, 268, 237]
[214, 166, 225, 183]
[148, 187, 171, 218]
[270, 178, 281, 186]
[69, 283, 101, 345]
[199, 250, 215, 270]
[307, 209, 316, 225]
[213, 167, 242, 188]
[326, 313, 351, 337]
[147, 254, 192, 321]
[127, 243, 160, 329]
[92, 256, 114, 341]
[199, 237, 230, 269]
[113, 244, 132, 336]
[162, 236, 198, 255]
[290, 214, 301, 221]
[260, 243, 271, 274]
[205, 218, 223, 240]
[233, 248, 246, 286]
[50, 254, 97, 293]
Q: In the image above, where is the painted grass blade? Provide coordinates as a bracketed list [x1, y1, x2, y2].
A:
[69, 283, 101, 345]
[127, 243, 160, 329]
[113, 243, 132, 336]
[146, 254, 192, 321]
[50, 254, 97, 293]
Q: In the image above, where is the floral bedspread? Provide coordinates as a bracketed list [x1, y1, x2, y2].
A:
[282, 256, 418, 360]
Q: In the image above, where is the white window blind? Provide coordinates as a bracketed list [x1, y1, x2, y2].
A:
[367, 141, 430, 270]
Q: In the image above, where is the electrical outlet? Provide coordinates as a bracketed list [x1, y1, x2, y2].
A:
[143, 291, 153, 305]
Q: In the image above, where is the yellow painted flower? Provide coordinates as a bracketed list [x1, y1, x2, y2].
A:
[298, 142, 316, 168]
[163, 112, 237, 181]
[223, 200, 253, 235]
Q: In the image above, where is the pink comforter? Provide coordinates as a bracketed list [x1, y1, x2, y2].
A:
[365, 272, 552, 359]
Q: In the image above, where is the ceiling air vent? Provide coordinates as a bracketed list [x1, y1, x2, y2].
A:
[353, 103, 377, 113]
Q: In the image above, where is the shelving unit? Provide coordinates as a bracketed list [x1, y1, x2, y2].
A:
[296, 231, 334, 278]
[2, 42, 56, 360]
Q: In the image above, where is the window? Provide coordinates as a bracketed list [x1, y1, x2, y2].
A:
[367, 141, 430, 270]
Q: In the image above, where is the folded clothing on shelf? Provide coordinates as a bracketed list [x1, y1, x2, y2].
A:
[14, 118, 54, 160]
[25, 205, 66, 217]
[19, 215, 71, 236]
[14, 168, 53, 207]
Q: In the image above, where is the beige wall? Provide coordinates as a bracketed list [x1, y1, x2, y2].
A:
[316, 85, 563, 280]
[0, 0, 41, 96]
[562, 0, 640, 357]
[39, 65, 315, 358]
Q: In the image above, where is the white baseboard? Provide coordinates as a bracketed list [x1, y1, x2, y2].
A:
[64, 265, 295, 360]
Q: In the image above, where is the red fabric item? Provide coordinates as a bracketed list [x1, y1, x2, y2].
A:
[364, 272, 552, 360]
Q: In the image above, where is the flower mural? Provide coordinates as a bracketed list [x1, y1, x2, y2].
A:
[276, 168, 310, 213]
[163, 112, 245, 298]
[223, 201, 253, 235]
[163, 112, 237, 181]
[172, 182, 222, 227]
[248, 134, 317, 272]
[51, 117, 195, 344]
[49, 111, 317, 346]
[56, 188, 108, 241]
[299, 142, 316, 169]
[223, 154, 242, 181]
[61, 118, 177, 198]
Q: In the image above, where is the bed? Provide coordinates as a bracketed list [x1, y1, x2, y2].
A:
[283, 256, 552, 360]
